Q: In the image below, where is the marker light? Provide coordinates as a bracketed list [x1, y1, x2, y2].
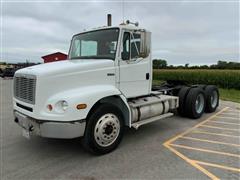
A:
[76, 104, 87, 110]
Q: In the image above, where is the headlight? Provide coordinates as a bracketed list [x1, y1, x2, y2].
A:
[61, 101, 68, 111]
[55, 100, 68, 113]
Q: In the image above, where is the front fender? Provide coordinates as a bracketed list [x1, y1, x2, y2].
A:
[39, 85, 122, 121]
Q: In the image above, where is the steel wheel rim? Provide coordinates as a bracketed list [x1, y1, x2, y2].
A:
[94, 113, 120, 147]
[195, 93, 204, 114]
[210, 90, 218, 108]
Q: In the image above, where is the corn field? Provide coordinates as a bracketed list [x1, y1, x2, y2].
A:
[153, 69, 240, 90]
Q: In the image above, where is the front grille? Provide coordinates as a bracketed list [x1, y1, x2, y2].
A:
[14, 74, 36, 104]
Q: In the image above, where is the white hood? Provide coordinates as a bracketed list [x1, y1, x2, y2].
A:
[13, 58, 118, 122]
[15, 59, 114, 77]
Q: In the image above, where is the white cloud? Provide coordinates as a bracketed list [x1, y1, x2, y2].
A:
[1, 1, 239, 64]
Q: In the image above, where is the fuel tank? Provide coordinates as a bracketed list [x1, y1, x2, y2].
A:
[128, 94, 178, 123]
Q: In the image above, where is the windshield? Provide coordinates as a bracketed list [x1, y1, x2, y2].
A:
[69, 28, 119, 60]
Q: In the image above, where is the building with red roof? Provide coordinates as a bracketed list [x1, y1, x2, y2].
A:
[42, 52, 68, 63]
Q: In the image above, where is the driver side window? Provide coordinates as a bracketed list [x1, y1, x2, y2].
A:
[122, 32, 130, 60]
[131, 33, 140, 59]
[122, 32, 141, 61]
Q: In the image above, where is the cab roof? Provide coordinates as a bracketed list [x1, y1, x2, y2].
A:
[75, 23, 148, 36]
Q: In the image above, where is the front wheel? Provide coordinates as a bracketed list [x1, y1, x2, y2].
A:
[82, 103, 124, 155]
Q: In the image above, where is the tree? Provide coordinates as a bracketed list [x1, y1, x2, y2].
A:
[215, 60, 240, 69]
[0, 62, 6, 65]
[217, 60, 228, 69]
[153, 59, 168, 69]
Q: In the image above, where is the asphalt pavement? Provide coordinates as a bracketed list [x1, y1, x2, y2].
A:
[1, 79, 239, 179]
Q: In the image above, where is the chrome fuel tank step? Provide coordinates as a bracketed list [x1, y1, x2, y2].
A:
[131, 113, 173, 129]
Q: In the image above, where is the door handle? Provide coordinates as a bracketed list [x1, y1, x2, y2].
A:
[146, 73, 150, 80]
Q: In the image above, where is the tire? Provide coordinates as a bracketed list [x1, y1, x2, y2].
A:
[82, 103, 124, 155]
[197, 84, 207, 90]
[177, 86, 191, 117]
[205, 85, 219, 113]
[185, 87, 206, 119]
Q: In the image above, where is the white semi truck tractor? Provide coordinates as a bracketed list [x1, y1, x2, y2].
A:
[13, 18, 219, 154]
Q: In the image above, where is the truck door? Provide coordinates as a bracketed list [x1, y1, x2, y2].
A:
[119, 30, 151, 98]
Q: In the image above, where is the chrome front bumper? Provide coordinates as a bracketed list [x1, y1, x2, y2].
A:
[14, 111, 86, 139]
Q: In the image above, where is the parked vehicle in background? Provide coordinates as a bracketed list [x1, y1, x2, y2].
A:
[0, 68, 3, 78]
[13, 16, 220, 155]
[1, 68, 16, 78]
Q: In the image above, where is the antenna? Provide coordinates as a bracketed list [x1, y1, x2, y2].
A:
[122, 0, 125, 23]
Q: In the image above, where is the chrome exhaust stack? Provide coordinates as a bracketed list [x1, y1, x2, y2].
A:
[107, 14, 112, 26]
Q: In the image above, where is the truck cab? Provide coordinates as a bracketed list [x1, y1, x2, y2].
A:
[13, 21, 219, 154]
[68, 25, 152, 97]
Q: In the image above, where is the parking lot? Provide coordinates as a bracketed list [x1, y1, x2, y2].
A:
[1, 79, 240, 179]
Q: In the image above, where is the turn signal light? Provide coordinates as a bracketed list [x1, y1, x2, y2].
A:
[47, 104, 53, 111]
[76, 104, 87, 110]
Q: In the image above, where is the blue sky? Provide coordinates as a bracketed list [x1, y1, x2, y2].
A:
[1, 0, 239, 65]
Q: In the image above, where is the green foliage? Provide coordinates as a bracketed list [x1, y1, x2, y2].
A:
[153, 69, 240, 90]
[0, 62, 6, 65]
[153, 59, 167, 69]
[152, 60, 240, 70]
[210, 60, 240, 69]
[219, 88, 240, 103]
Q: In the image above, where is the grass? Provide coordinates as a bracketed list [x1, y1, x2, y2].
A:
[219, 88, 240, 103]
[152, 80, 240, 103]
[152, 79, 164, 86]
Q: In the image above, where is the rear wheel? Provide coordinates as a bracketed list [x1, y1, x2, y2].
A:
[197, 84, 207, 90]
[177, 86, 191, 117]
[82, 103, 124, 155]
[205, 85, 219, 113]
[185, 88, 206, 119]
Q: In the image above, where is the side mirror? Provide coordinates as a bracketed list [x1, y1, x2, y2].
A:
[139, 31, 151, 58]
[121, 51, 130, 60]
